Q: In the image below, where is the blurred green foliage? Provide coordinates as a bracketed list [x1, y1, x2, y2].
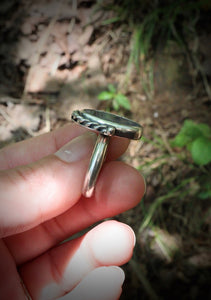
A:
[172, 120, 211, 166]
[98, 84, 131, 111]
[99, 0, 207, 60]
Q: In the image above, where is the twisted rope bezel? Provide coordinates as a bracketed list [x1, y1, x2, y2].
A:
[71, 110, 115, 136]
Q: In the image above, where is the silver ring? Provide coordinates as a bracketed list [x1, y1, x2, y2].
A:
[71, 109, 143, 198]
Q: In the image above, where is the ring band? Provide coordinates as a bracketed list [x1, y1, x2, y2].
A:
[71, 109, 143, 197]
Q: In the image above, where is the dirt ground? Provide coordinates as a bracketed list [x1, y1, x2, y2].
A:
[0, 1, 210, 299]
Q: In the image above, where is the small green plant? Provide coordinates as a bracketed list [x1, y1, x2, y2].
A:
[98, 84, 131, 111]
[172, 120, 211, 166]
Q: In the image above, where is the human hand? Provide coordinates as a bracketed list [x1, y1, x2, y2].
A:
[0, 123, 145, 299]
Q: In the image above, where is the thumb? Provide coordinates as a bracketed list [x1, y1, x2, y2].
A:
[0, 132, 97, 237]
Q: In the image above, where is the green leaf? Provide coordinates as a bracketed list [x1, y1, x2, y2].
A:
[172, 132, 192, 147]
[198, 190, 211, 199]
[112, 99, 120, 111]
[181, 120, 203, 139]
[115, 94, 131, 110]
[108, 84, 116, 93]
[191, 136, 211, 166]
[98, 91, 113, 101]
[172, 120, 211, 148]
[187, 142, 193, 152]
[102, 17, 121, 25]
[197, 123, 211, 138]
[182, 120, 211, 139]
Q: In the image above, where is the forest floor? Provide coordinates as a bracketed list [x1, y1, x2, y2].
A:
[0, 1, 210, 299]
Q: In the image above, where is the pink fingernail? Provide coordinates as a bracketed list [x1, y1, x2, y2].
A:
[55, 132, 97, 163]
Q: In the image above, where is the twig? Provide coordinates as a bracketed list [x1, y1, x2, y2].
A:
[0, 107, 36, 137]
[192, 54, 211, 99]
[0, 107, 12, 124]
[156, 122, 174, 156]
[139, 178, 193, 233]
[139, 191, 180, 232]
[45, 106, 51, 132]
[130, 259, 159, 300]
[0, 96, 21, 104]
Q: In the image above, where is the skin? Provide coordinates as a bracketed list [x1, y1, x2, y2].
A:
[0, 123, 145, 299]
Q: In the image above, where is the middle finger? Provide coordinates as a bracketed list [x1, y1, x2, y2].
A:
[4, 161, 145, 265]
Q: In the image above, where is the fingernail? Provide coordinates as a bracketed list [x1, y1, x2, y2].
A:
[125, 224, 136, 246]
[55, 132, 97, 163]
[109, 266, 125, 286]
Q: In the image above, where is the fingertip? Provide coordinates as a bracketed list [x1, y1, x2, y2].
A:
[64, 266, 125, 300]
[88, 220, 135, 266]
[108, 266, 125, 285]
[96, 161, 145, 213]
